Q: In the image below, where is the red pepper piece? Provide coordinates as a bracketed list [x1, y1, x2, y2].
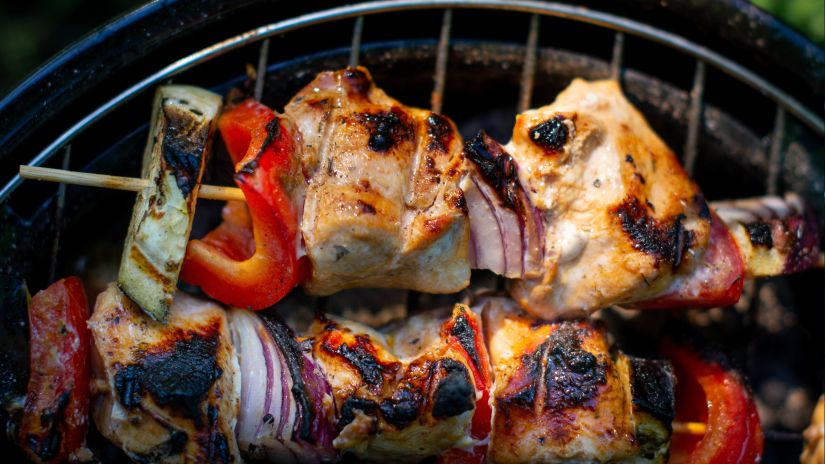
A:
[662, 340, 763, 464]
[19, 277, 90, 463]
[182, 99, 307, 309]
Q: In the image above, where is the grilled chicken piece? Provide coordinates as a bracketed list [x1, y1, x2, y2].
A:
[481, 297, 674, 463]
[302, 304, 487, 462]
[285, 67, 470, 296]
[88, 285, 241, 463]
[465, 79, 739, 318]
[712, 193, 822, 277]
[119, 85, 222, 321]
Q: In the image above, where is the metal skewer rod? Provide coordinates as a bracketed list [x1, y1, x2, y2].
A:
[19, 165, 245, 202]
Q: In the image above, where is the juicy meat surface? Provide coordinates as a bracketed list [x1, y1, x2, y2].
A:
[285, 67, 469, 296]
[88, 285, 241, 463]
[502, 79, 712, 318]
[301, 305, 484, 462]
[480, 297, 673, 463]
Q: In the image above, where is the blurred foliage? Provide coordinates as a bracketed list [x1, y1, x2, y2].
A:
[0, 0, 823, 95]
[753, 0, 825, 45]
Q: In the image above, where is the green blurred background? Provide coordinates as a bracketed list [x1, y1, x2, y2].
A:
[0, 0, 823, 95]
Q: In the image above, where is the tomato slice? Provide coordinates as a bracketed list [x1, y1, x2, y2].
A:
[19, 277, 90, 463]
[662, 340, 763, 464]
[182, 99, 308, 310]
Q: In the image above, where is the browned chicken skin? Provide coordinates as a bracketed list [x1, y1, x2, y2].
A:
[88, 285, 241, 463]
[285, 67, 470, 296]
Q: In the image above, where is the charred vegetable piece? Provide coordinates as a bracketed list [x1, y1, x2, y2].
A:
[182, 99, 308, 310]
[712, 193, 822, 277]
[118, 85, 222, 322]
[19, 277, 90, 463]
[662, 339, 763, 464]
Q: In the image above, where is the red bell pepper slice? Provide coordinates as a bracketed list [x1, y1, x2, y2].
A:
[182, 99, 307, 310]
[662, 340, 763, 464]
[19, 277, 90, 463]
[439, 307, 493, 464]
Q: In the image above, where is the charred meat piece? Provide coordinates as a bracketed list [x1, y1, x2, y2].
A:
[285, 67, 469, 296]
[481, 297, 674, 463]
[88, 285, 241, 463]
[465, 79, 740, 318]
[119, 85, 222, 322]
[712, 193, 822, 277]
[302, 304, 488, 462]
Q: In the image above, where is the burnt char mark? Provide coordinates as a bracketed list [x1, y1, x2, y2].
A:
[498, 344, 544, 411]
[238, 118, 281, 175]
[260, 314, 316, 442]
[114, 331, 222, 427]
[445, 190, 468, 215]
[465, 131, 521, 210]
[355, 107, 414, 152]
[628, 357, 676, 422]
[544, 324, 606, 411]
[25, 390, 71, 461]
[203, 405, 232, 463]
[449, 310, 481, 373]
[432, 359, 474, 419]
[613, 196, 695, 270]
[323, 335, 391, 387]
[529, 116, 568, 154]
[131, 430, 189, 464]
[379, 388, 422, 429]
[161, 105, 209, 196]
[746, 222, 774, 248]
[343, 67, 372, 96]
[426, 114, 455, 153]
[338, 396, 378, 428]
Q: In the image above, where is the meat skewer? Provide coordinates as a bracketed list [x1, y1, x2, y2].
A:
[80, 283, 728, 463]
[17, 68, 822, 320]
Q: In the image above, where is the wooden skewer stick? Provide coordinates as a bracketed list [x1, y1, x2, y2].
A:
[672, 421, 707, 435]
[19, 165, 245, 202]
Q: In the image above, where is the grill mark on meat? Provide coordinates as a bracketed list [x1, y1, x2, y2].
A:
[498, 343, 545, 412]
[355, 107, 414, 152]
[613, 196, 695, 270]
[202, 404, 232, 463]
[322, 335, 397, 387]
[338, 396, 378, 428]
[431, 359, 474, 419]
[113, 326, 222, 427]
[628, 356, 676, 422]
[445, 190, 468, 214]
[528, 115, 569, 154]
[544, 323, 607, 411]
[746, 222, 774, 248]
[161, 102, 209, 196]
[426, 113, 454, 153]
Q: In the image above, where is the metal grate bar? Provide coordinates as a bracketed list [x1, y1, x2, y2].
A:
[610, 31, 624, 82]
[349, 16, 365, 67]
[517, 14, 540, 114]
[766, 107, 785, 195]
[430, 8, 452, 114]
[48, 146, 71, 283]
[683, 60, 706, 175]
[254, 39, 270, 101]
[3, 0, 824, 203]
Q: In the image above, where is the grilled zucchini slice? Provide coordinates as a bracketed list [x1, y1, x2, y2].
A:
[118, 85, 222, 322]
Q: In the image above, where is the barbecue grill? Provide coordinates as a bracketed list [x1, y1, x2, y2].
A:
[0, 0, 822, 462]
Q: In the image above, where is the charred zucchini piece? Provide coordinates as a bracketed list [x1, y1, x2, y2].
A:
[118, 85, 222, 321]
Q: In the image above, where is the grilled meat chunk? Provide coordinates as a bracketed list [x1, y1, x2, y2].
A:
[481, 297, 673, 463]
[470, 79, 725, 318]
[712, 193, 822, 277]
[285, 67, 469, 296]
[119, 85, 222, 321]
[88, 285, 241, 463]
[302, 304, 487, 462]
